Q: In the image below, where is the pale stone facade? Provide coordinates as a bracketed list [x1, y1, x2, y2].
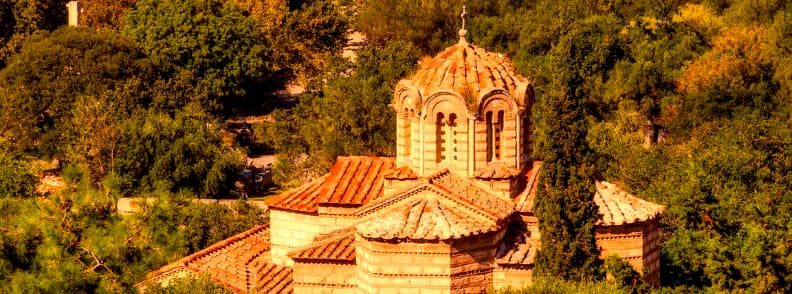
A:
[143, 32, 665, 293]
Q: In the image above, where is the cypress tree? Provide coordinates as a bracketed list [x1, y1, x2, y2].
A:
[533, 17, 619, 280]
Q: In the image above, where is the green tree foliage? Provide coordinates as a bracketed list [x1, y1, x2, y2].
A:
[532, 17, 615, 281]
[78, 0, 139, 30]
[145, 274, 232, 294]
[0, 149, 36, 198]
[0, 0, 69, 66]
[259, 41, 419, 187]
[115, 106, 245, 198]
[0, 179, 265, 292]
[125, 0, 285, 115]
[0, 27, 152, 156]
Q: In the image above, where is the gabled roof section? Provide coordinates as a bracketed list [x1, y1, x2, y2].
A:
[355, 170, 514, 241]
[496, 222, 537, 267]
[595, 181, 665, 226]
[356, 192, 500, 241]
[513, 161, 542, 214]
[383, 165, 418, 180]
[288, 230, 356, 263]
[265, 156, 395, 214]
[428, 169, 514, 220]
[510, 162, 664, 226]
[143, 224, 293, 293]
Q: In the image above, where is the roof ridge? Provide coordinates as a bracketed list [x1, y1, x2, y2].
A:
[145, 223, 270, 280]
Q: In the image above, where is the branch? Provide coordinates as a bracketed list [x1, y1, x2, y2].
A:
[79, 246, 113, 274]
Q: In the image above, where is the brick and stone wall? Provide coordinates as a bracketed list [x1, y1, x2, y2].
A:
[492, 266, 533, 290]
[293, 262, 357, 293]
[596, 220, 660, 285]
[356, 230, 503, 294]
[270, 210, 332, 266]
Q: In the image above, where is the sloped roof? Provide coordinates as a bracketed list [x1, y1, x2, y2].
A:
[474, 162, 521, 179]
[288, 231, 356, 263]
[383, 166, 418, 180]
[143, 224, 292, 293]
[406, 40, 532, 109]
[595, 181, 665, 226]
[513, 161, 542, 214]
[496, 222, 537, 267]
[266, 156, 394, 213]
[355, 170, 514, 241]
[510, 162, 663, 226]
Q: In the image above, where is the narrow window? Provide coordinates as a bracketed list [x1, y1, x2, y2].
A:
[486, 111, 493, 162]
[436, 113, 445, 163]
[403, 108, 411, 158]
[446, 113, 457, 162]
[495, 110, 504, 161]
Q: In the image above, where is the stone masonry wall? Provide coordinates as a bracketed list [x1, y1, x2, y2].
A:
[270, 210, 331, 266]
[293, 262, 357, 293]
[596, 223, 645, 275]
[356, 231, 502, 294]
[642, 218, 661, 286]
[492, 266, 533, 290]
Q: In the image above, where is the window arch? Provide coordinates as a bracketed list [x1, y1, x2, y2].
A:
[486, 110, 504, 162]
[402, 108, 413, 159]
[436, 112, 458, 164]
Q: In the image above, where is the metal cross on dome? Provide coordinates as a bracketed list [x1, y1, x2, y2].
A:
[460, 4, 467, 30]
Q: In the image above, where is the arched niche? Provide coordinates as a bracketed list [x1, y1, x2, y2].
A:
[476, 90, 518, 164]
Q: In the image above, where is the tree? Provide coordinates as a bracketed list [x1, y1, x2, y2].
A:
[532, 16, 621, 281]
[114, 105, 245, 198]
[125, 0, 285, 115]
[0, 27, 152, 157]
[0, 0, 70, 66]
[78, 0, 139, 30]
[259, 41, 419, 187]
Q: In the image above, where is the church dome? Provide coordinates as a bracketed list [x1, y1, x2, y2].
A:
[394, 37, 534, 115]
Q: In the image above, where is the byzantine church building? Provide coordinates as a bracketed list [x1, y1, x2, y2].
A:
[142, 28, 664, 293]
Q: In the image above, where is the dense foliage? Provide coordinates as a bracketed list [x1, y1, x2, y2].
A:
[0, 0, 791, 292]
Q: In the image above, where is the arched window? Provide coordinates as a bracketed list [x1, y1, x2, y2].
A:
[436, 112, 445, 163]
[403, 108, 412, 158]
[486, 110, 504, 162]
[436, 112, 457, 164]
[486, 111, 493, 161]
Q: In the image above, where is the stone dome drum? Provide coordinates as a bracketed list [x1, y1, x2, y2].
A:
[392, 36, 536, 178]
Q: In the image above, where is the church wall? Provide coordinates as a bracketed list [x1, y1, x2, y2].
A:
[596, 223, 646, 277]
[356, 237, 453, 293]
[293, 261, 357, 293]
[270, 210, 332, 266]
[474, 120, 487, 171]
[642, 218, 661, 286]
[492, 266, 533, 290]
[448, 230, 503, 292]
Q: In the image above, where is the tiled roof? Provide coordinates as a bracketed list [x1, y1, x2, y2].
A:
[509, 162, 663, 225]
[428, 170, 514, 220]
[496, 222, 537, 266]
[513, 161, 542, 214]
[144, 224, 293, 293]
[474, 162, 521, 179]
[357, 192, 500, 241]
[408, 40, 532, 109]
[383, 166, 418, 180]
[288, 231, 356, 263]
[266, 156, 394, 213]
[595, 181, 664, 226]
[356, 171, 513, 241]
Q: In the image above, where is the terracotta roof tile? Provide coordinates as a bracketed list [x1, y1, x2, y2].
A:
[510, 162, 663, 225]
[513, 161, 542, 214]
[356, 192, 499, 241]
[496, 222, 537, 266]
[474, 162, 521, 179]
[429, 170, 514, 220]
[288, 231, 356, 263]
[266, 156, 395, 213]
[143, 224, 293, 293]
[408, 42, 532, 110]
[595, 181, 665, 225]
[383, 166, 418, 180]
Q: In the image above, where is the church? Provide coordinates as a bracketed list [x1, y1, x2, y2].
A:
[142, 26, 664, 293]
